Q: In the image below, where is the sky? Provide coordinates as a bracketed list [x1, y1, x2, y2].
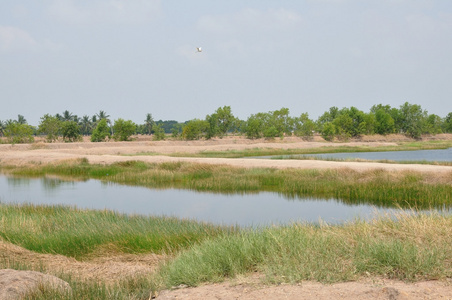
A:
[1, 0, 452, 126]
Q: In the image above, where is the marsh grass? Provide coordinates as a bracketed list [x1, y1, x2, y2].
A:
[4, 159, 452, 209]
[0, 203, 234, 259]
[155, 212, 452, 289]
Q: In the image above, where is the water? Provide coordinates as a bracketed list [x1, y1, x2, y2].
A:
[0, 175, 403, 227]
[269, 148, 452, 162]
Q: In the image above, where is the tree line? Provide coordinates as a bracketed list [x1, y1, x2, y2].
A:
[1, 102, 452, 144]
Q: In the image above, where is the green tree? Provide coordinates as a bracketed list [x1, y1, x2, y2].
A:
[321, 122, 336, 141]
[61, 121, 82, 142]
[293, 113, 315, 140]
[153, 124, 166, 141]
[91, 119, 111, 142]
[374, 109, 395, 135]
[38, 114, 62, 142]
[398, 102, 427, 139]
[182, 119, 209, 140]
[4, 121, 34, 144]
[243, 113, 264, 139]
[112, 119, 136, 141]
[425, 114, 443, 134]
[443, 112, 452, 133]
[143, 113, 155, 135]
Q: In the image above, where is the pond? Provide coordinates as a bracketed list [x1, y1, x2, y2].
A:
[268, 148, 452, 162]
[0, 174, 413, 227]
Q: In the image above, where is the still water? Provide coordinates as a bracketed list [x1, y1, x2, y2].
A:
[275, 148, 452, 162]
[0, 175, 404, 227]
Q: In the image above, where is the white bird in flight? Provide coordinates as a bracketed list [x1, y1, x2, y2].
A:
[196, 47, 202, 53]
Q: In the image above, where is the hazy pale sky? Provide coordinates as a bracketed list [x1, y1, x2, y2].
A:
[1, 0, 451, 125]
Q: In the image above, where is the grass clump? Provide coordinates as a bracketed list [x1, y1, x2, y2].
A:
[155, 212, 452, 289]
[0, 203, 234, 259]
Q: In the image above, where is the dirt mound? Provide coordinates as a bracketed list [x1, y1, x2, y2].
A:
[156, 276, 452, 300]
[0, 241, 164, 284]
[0, 269, 71, 299]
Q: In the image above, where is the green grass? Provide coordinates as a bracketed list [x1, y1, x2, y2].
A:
[156, 212, 452, 289]
[2, 204, 451, 299]
[0, 203, 234, 259]
[3, 159, 452, 209]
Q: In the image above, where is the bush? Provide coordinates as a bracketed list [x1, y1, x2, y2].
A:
[112, 119, 136, 141]
[91, 119, 111, 142]
[62, 121, 82, 142]
[4, 122, 34, 144]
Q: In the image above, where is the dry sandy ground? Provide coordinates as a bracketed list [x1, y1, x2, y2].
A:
[1, 135, 452, 299]
[1, 135, 452, 174]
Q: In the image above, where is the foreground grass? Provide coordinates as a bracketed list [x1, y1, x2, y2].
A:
[3, 159, 452, 209]
[1, 204, 451, 299]
[156, 212, 452, 290]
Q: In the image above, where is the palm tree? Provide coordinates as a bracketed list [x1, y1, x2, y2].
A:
[80, 115, 92, 135]
[17, 114, 27, 124]
[144, 113, 155, 135]
[0, 120, 4, 137]
[96, 110, 110, 123]
[62, 110, 74, 122]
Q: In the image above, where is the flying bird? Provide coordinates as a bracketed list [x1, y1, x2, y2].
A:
[196, 47, 202, 52]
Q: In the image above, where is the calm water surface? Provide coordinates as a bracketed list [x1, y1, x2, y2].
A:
[0, 175, 407, 227]
[272, 148, 452, 162]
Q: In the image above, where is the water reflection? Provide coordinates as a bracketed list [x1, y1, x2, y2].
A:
[0, 174, 448, 227]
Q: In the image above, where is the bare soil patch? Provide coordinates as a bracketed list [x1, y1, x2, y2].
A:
[1, 135, 452, 174]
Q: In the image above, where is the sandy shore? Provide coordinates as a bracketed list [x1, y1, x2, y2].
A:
[1, 136, 452, 174]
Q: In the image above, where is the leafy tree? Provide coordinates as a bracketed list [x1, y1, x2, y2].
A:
[293, 113, 315, 140]
[443, 112, 452, 133]
[182, 119, 209, 140]
[4, 121, 34, 144]
[321, 122, 336, 141]
[38, 114, 62, 142]
[112, 119, 136, 141]
[374, 109, 395, 135]
[424, 114, 443, 134]
[91, 119, 111, 142]
[61, 121, 82, 142]
[398, 102, 427, 139]
[215, 106, 236, 138]
[332, 114, 353, 140]
[143, 113, 155, 135]
[153, 124, 166, 141]
[316, 106, 339, 131]
[243, 113, 264, 139]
